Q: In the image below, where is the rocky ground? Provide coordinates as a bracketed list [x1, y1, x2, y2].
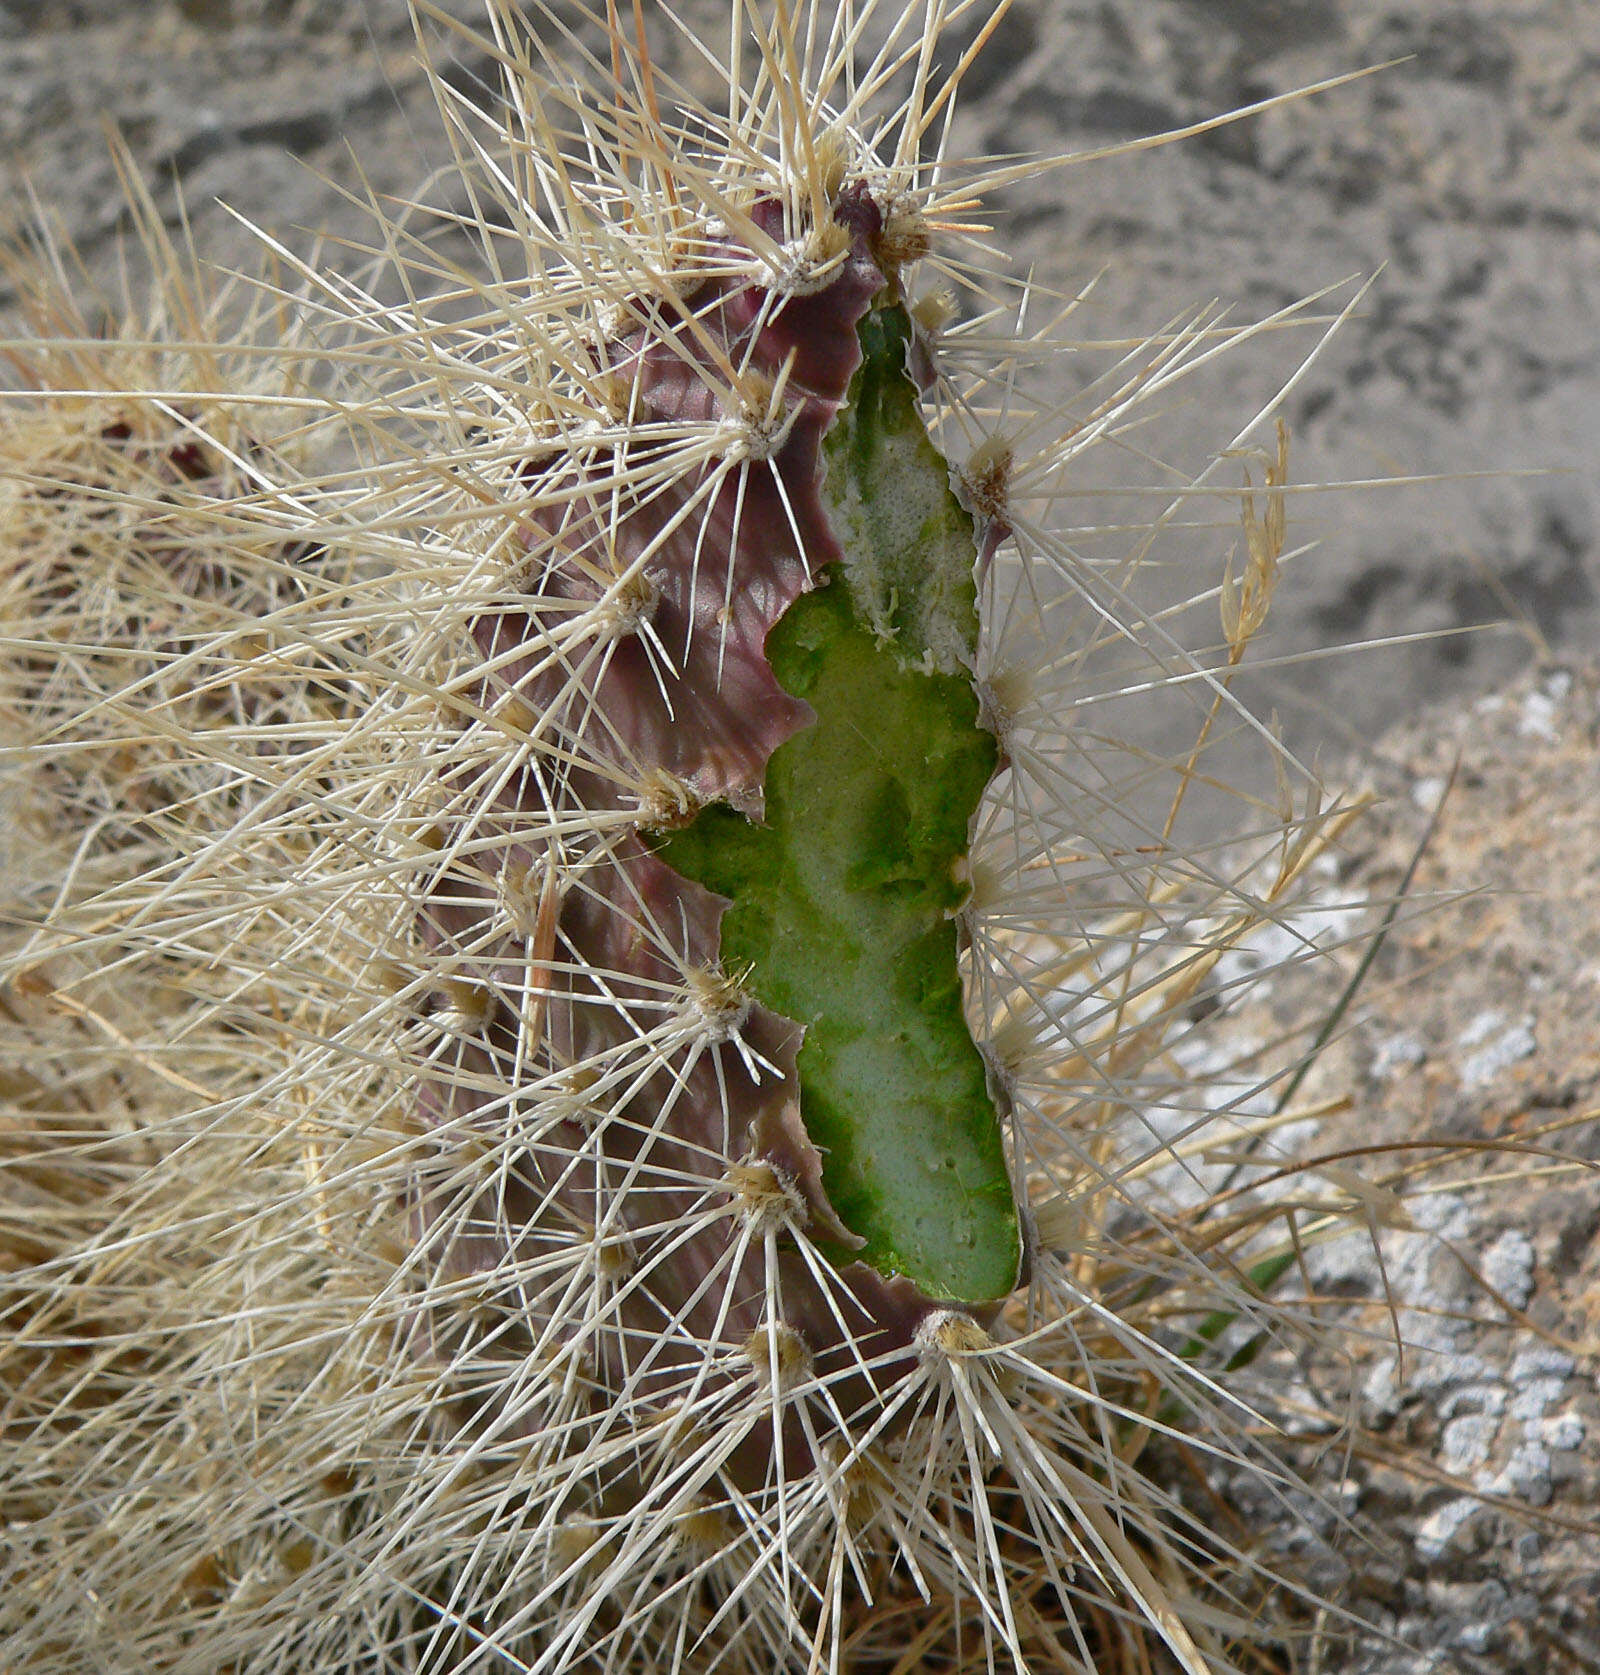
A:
[1201, 660, 1600, 1672]
[4, 2, 1598, 1668]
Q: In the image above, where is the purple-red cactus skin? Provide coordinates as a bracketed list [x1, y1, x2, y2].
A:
[409, 185, 1009, 1474]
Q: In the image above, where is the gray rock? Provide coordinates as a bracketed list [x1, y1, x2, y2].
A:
[1210, 660, 1600, 1672]
[4, 0, 1598, 765]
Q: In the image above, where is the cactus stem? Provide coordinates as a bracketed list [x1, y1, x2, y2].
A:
[0, 7, 1404, 1673]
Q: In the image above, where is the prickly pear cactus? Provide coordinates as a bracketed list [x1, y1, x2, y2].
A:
[0, 5, 1367, 1674]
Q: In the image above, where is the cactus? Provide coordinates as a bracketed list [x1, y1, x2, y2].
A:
[1, 4, 1377, 1673]
[1, 171, 323, 865]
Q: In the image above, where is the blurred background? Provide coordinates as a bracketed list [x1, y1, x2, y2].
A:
[4, 0, 1596, 777]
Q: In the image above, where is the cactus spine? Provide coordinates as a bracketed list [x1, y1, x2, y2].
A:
[1, 4, 1364, 1673]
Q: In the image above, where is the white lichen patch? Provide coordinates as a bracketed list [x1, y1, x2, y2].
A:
[1456, 1010, 1537, 1089]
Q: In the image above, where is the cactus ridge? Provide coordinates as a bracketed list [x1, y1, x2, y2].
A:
[413, 184, 1018, 1544]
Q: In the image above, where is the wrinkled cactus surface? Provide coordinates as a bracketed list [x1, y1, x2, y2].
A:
[415, 181, 1023, 1489]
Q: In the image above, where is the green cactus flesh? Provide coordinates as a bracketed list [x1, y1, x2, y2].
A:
[656, 302, 1021, 1303]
